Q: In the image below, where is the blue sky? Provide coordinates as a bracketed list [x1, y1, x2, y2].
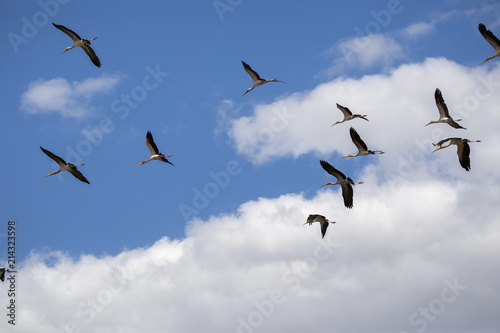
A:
[1, 1, 500, 332]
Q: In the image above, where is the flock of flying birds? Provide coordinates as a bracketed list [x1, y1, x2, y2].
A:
[32, 22, 500, 243]
[304, 23, 498, 239]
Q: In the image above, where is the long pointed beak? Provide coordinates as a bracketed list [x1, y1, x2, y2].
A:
[320, 183, 330, 188]
[60, 49, 68, 55]
[341, 155, 350, 159]
[242, 90, 250, 96]
[43, 172, 55, 178]
[424, 122, 432, 127]
[303, 222, 309, 225]
[432, 146, 443, 153]
[136, 162, 144, 167]
[331, 122, 339, 127]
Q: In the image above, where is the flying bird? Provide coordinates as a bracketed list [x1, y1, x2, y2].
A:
[331, 104, 369, 126]
[0, 267, 8, 282]
[432, 138, 481, 171]
[425, 88, 465, 129]
[52, 22, 101, 67]
[0, 267, 14, 282]
[137, 131, 175, 167]
[320, 160, 363, 209]
[478, 23, 500, 64]
[343, 127, 384, 158]
[40, 146, 90, 184]
[241, 61, 285, 96]
[303, 214, 336, 239]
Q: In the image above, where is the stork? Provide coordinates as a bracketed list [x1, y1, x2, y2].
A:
[40, 146, 90, 184]
[303, 214, 336, 239]
[241, 61, 285, 96]
[53, 23, 101, 67]
[137, 131, 175, 167]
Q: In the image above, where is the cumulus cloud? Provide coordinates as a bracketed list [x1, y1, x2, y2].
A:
[401, 21, 435, 38]
[4, 171, 500, 332]
[227, 58, 500, 180]
[341, 34, 404, 67]
[323, 34, 405, 76]
[20, 74, 123, 118]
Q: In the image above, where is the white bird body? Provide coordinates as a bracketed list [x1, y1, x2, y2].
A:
[137, 131, 175, 167]
[479, 23, 500, 64]
[53, 22, 101, 67]
[331, 104, 369, 126]
[432, 137, 480, 171]
[303, 214, 336, 239]
[343, 127, 384, 158]
[426, 88, 465, 129]
[40, 146, 90, 184]
[241, 61, 285, 96]
[320, 160, 363, 209]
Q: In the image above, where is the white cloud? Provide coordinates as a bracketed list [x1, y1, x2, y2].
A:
[402, 21, 435, 38]
[20, 74, 123, 118]
[227, 58, 500, 179]
[4, 171, 500, 332]
[214, 99, 243, 140]
[324, 34, 404, 76]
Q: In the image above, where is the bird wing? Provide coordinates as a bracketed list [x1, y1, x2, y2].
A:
[448, 119, 465, 129]
[69, 168, 90, 184]
[159, 156, 175, 167]
[40, 146, 67, 166]
[341, 183, 354, 209]
[434, 88, 451, 118]
[434, 137, 452, 147]
[457, 141, 471, 171]
[242, 61, 262, 81]
[320, 220, 329, 239]
[336, 103, 353, 118]
[307, 214, 322, 225]
[81, 44, 101, 67]
[479, 23, 500, 51]
[349, 127, 368, 152]
[146, 131, 160, 156]
[52, 23, 82, 42]
[320, 160, 346, 181]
